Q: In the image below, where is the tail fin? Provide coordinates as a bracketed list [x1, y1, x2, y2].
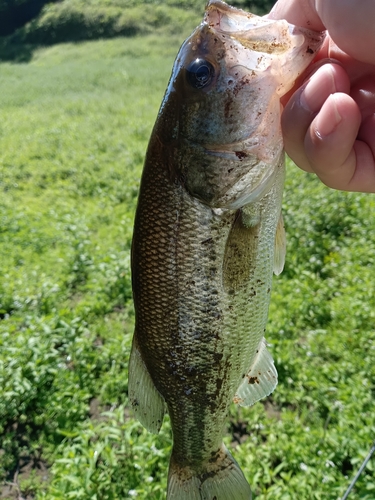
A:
[167, 444, 251, 500]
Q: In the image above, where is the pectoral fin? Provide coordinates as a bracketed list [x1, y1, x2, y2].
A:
[273, 212, 286, 276]
[128, 334, 165, 433]
[223, 208, 260, 293]
[234, 338, 277, 407]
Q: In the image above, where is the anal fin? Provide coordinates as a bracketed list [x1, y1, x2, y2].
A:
[128, 334, 165, 433]
[234, 338, 277, 407]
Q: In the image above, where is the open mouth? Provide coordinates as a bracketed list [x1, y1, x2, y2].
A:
[204, 0, 296, 54]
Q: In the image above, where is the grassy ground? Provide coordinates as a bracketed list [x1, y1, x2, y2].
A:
[0, 0, 273, 58]
[0, 32, 374, 499]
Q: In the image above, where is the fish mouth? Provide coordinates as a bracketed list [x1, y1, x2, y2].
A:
[204, 0, 294, 53]
[177, 1, 325, 210]
[204, 0, 325, 94]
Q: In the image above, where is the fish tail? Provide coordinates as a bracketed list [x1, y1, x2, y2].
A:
[167, 443, 251, 500]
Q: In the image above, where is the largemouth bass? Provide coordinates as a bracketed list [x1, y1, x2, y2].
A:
[129, 1, 324, 498]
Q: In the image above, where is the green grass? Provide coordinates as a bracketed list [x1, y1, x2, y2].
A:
[0, 0, 203, 53]
[0, 32, 375, 500]
[0, 0, 273, 60]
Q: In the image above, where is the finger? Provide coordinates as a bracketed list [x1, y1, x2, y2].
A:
[270, 0, 375, 65]
[305, 92, 362, 190]
[347, 115, 375, 192]
[317, 0, 375, 65]
[303, 79, 375, 193]
[281, 63, 350, 172]
[351, 77, 375, 119]
[327, 39, 375, 83]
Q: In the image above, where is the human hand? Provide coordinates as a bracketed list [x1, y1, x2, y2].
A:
[268, 0, 375, 192]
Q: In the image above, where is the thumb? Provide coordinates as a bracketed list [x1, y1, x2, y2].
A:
[315, 0, 375, 64]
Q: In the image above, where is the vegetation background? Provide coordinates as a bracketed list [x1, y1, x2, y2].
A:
[0, 0, 374, 499]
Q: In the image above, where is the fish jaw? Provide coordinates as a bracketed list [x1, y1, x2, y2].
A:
[161, 0, 324, 209]
[205, 0, 325, 96]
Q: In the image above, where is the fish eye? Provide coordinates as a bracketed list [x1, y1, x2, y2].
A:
[186, 58, 214, 89]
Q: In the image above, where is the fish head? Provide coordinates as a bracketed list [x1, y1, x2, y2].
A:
[158, 0, 325, 208]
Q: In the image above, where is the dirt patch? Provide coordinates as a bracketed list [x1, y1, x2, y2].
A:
[263, 399, 282, 420]
[0, 454, 49, 500]
[230, 419, 250, 446]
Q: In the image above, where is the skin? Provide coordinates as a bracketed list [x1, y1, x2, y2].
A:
[268, 0, 375, 193]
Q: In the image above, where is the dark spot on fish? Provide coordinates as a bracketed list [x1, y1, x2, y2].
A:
[224, 99, 231, 119]
[216, 48, 226, 61]
[235, 151, 247, 160]
[178, 172, 186, 185]
[306, 46, 314, 54]
[248, 376, 259, 384]
[228, 79, 233, 85]
[227, 168, 234, 174]
[213, 352, 223, 363]
[216, 377, 223, 393]
[210, 449, 219, 460]
[267, 287, 271, 293]
[201, 237, 213, 245]
[186, 365, 197, 375]
[250, 289, 256, 297]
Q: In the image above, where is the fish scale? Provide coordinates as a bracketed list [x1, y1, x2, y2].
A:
[128, 1, 324, 498]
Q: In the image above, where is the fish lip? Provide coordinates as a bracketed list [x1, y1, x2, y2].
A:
[204, 0, 325, 55]
[204, 0, 279, 37]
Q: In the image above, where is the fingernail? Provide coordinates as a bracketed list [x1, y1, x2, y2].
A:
[314, 94, 342, 137]
[300, 66, 336, 112]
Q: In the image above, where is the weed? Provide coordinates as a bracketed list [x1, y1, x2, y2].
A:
[0, 28, 374, 500]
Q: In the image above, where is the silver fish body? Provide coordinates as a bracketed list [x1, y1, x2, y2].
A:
[129, 1, 324, 498]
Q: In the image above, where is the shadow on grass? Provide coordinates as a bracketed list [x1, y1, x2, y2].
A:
[0, 37, 35, 63]
[0, 25, 140, 63]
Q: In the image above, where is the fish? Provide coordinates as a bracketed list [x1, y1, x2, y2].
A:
[128, 1, 324, 498]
